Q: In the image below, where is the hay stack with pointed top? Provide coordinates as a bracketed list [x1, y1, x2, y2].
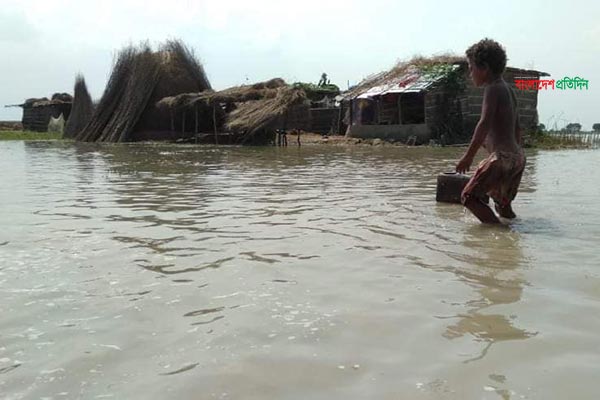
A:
[76, 40, 211, 142]
[64, 75, 94, 139]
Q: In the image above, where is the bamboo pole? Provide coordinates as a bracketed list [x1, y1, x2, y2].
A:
[349, 100, 353, 127]
[213, 104, 218, 145]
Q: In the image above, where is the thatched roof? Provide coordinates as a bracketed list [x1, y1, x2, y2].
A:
[156, 78, 286, 110]
[15, 93, 73, 108]
[226, 85, 306, 134]
[343, 54, 465, 100]
[76, 40, 211, 142]
[64, 75, 93, 139]
[156, 78, 308, 141]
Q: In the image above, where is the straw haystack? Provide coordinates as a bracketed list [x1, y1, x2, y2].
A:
[64, 75, 93, 139]
[76, 40, 211, 142]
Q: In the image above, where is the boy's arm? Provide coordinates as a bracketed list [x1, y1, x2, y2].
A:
[456, 85, 498, 173]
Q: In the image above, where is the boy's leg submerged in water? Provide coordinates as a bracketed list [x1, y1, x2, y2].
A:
[460, 152, 525, 224]
[491, 163, 525, 220]
[461, 161, 503, 224]
[463, 195, 500, 224]
[495, 201, 517, 219]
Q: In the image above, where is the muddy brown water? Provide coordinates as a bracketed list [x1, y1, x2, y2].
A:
[0, 141, 599, 399]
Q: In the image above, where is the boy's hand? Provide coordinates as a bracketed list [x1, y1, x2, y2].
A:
[456, 155, 473, 174]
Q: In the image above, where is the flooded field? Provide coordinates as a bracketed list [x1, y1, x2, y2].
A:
[1, 141, 599, 399]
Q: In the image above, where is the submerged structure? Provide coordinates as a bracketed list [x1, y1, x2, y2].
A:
[341, 55, 548, 144]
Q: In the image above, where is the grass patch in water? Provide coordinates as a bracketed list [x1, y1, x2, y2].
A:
[0, 129, 592, 149]
[0, 130, 63, 141]
[524, 131, 591, 150]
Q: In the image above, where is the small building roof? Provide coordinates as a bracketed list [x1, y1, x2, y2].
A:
[8, 93, 73, 108]
[354, 64, 460, 99]
[342, 55, 549, 101]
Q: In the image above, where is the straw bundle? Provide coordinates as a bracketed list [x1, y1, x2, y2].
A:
[227, 86, 307, 138]
[76, 40, 211, 142]
[64, 75, 93, 138]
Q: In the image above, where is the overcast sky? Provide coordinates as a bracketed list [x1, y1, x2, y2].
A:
[1, 0, 598, 129]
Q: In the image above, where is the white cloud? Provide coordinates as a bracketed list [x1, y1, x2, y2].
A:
[0, 0, 382, 50]
[0, 9, 39, 43]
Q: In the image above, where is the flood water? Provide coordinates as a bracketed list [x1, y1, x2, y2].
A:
[1, 141, 599, 400]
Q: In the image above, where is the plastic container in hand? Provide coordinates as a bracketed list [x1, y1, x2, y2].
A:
[436, 172, 471, 204]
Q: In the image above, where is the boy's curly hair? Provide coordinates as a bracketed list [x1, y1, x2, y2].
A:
[466, 38, 507, 75]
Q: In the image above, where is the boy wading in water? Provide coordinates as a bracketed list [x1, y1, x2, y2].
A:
[457, 39, 526, 224]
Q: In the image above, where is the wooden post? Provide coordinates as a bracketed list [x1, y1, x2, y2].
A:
[398, 95, 402, 124]
[283, 110, 288, 147]
[213, 104, 218, 145]
[182, 110, 186, 134]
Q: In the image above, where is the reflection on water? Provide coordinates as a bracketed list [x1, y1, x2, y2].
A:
[442, 226, 537, 364]
[1, 141, 599, 399]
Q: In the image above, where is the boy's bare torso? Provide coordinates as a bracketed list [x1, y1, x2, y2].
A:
[482, 79, 520, 154]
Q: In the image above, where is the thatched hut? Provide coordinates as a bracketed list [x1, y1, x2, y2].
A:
[157, 78, 309, 145]
[12, 93, 72, 132]
[341, 55, 548, 144]
[76, 40, 211, 142]
[64, 75, 94, 139]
